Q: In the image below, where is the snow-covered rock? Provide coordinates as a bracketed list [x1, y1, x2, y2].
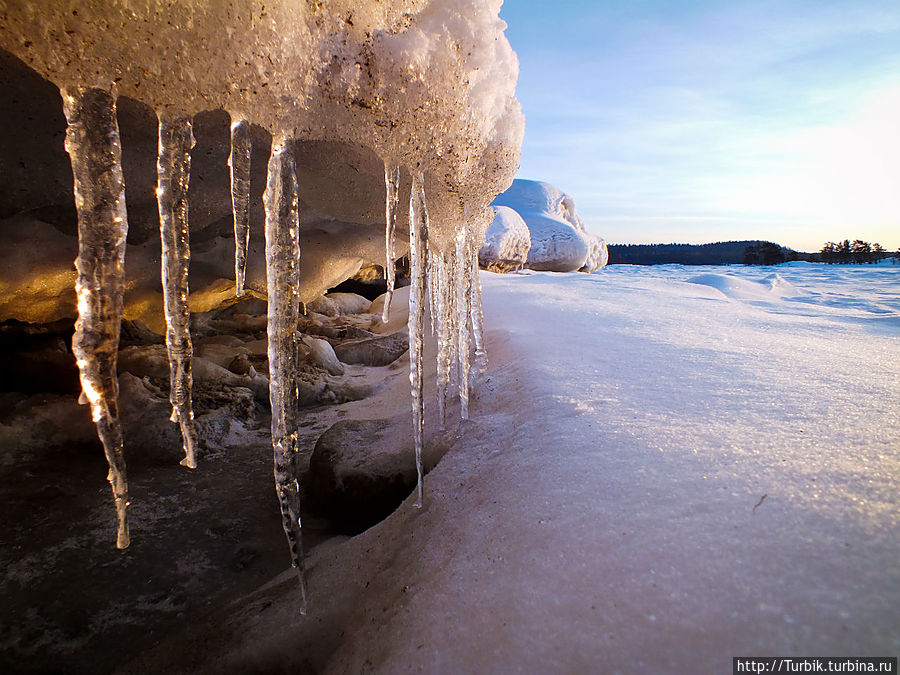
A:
[333, 331, 409, 367]
[305, 416, 445, 532]
[580, 232, 609, 273]
[491, 179, 607, 273]
[478, 206, 531, 272]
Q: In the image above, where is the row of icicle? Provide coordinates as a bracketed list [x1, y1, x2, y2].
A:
[62, 86, 487, 615]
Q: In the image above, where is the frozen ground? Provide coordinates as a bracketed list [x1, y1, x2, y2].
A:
[128, 262, 899, 673]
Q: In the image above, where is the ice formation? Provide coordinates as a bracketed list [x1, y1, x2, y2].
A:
[381, 162, 401, 323]
[454, 227, 472, 420]
[62, 86, 131, 550]
[0, 0, 523, 603]
[157, 112, 199, 470]
[408, 171, 429, 507]
[229, 118, 253, 298]
[264, 140, 308, 611]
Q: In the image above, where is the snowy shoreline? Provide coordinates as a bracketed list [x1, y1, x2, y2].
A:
[122, 264, 899, 672]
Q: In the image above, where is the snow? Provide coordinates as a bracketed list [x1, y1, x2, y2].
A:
[478, 205, 531, 272]
[492, 179, 608, 272]
[130, 262, 899, 671]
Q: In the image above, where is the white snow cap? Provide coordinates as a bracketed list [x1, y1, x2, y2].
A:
[491, 179, 608, 272]
[0, 0, 524, 249]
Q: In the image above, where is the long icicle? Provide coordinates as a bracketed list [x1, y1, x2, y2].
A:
[454, 222, 471, 420]
[382, 161, 401, 323]
[469, 237, 488, 378]
[229, 117, 252, 297]
[62, 86, 131, 549]
[408, 169, 429, 507]
[157, 111, 199, 470]
[264, 138, 308, 613]
[434, 250, 450, 429]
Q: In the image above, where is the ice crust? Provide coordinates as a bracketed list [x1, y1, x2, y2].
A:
[0, 0, 523, 248]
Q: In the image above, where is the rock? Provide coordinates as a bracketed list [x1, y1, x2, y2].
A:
[333, 331, 409, 366]
[324, 292, 373, 315]
[301, 335, 345, 376]
[580, 232, 609, 273]
[306, 295, 340, 318]
[305, 417, 430, 532]
[492, 179, 608, 273]
[119, 320, 165, 347]
[479, 205, 531, 272]
[227, 353, 254, 376]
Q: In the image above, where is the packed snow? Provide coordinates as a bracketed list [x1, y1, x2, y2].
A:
[123, 262, 898, 672]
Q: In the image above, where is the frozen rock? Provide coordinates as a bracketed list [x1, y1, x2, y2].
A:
[301, 336, 345, 377]
[580, 232, 609, 273]
[492, 179, 608, 273]
[323, 292, 373, 316]
[305, 417, 444, 532]
[478, 205, 531, 272]
[333, 331, 410, 367]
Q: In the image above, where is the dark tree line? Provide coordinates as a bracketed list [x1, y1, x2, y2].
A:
[742, 241, 800, 265]
[608, 241, 776, 265]
[818, 239, 890, 264]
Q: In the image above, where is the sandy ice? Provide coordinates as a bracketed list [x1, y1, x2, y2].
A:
[122, 263, 899, 673]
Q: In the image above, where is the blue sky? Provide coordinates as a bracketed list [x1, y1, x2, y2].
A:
[499, 0, 900, 251]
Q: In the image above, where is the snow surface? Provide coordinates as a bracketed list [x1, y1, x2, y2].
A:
[130, 263, 899, 672]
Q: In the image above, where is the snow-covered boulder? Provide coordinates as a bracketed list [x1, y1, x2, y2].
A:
[492, 179, 607, 273]
[580, 232, 609, 273]
[479, 206, 531, 272]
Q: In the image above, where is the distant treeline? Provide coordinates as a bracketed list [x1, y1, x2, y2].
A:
[818, 240, 894, 264]
[607, 241, 801, 266]
[608, 239, 899, 266]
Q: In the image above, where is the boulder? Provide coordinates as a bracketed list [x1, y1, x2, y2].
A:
[305, 417, 443, 532]
[492, 179, 608, 273]
[478, 205, 531, 272]
[333, 331, 409, 366]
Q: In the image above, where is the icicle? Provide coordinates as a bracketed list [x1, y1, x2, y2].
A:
[229, 118, 252, 297]
[382, 161, 401, 323]
[427, 247, 439, 337]
[469, 239, 488, 378]
[442, 249, 459, 391]
[436, 248, 458, 428]
[454, 223, 471, 420]
[62, 86, 131, 549]
[408, 169, 429, 507]
[264, 138, 308, 613]
[157, 111, 199, 470]
[433, 250, 449, 429]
